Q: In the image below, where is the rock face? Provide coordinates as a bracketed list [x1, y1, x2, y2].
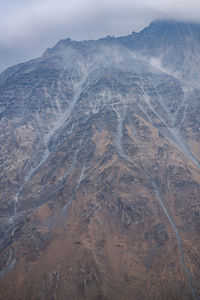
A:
[0, 20, 200, 300]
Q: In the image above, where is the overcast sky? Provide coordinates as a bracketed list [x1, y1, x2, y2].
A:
[0, 0, 200, 72]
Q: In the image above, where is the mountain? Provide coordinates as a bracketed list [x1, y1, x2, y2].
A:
[0, 20, 200, 300]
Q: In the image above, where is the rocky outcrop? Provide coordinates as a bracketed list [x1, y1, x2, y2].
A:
[0, 20, 200, 300]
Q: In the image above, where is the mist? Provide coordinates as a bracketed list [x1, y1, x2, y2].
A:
[1, 0, 200, 72]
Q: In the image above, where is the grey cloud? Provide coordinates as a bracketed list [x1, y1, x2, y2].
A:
[0, 0, 200, 72]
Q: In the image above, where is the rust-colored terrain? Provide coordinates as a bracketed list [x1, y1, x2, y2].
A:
[0, 20, 200, 299]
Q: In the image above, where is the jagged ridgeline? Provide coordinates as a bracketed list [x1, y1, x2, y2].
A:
[0, 20, 200, 300]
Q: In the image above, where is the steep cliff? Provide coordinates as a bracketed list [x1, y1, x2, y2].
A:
[0, 20, 200, 300]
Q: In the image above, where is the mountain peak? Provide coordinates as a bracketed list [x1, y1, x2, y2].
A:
[147, 19, 200, 37]
[0, 17, 200, 300]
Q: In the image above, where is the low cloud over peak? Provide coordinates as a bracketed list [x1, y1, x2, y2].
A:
[0, 0, 200, 72]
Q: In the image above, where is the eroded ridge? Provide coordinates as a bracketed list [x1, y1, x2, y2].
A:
[152, 180, 198, 300]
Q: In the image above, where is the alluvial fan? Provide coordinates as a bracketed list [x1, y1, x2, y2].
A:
[0, 20, 200, 300]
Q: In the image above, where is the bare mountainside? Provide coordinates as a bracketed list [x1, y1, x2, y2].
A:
[0, 20, 200, 300]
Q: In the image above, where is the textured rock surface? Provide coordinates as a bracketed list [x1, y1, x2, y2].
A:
[0, 20, 200, 300]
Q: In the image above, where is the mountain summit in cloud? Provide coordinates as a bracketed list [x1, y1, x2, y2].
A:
[0, 20, 200, 300]
[43, 19, 200, 85]
[1, 0, 200, 71]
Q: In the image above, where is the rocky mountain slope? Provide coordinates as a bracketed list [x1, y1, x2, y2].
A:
[0, 20, 200, 300]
